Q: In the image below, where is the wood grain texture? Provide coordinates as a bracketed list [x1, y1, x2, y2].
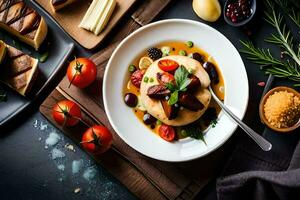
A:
[35, 0, 137, 49]
[131, 0, 172, 26]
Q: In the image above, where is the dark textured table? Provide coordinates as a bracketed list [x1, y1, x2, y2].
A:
[1, 0, 298, 200]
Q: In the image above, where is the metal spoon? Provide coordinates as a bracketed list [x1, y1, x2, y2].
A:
[209, 86, 272, 151]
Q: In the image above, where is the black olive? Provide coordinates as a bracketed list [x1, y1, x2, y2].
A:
[124, 93, 138, 107]
[192, 53, 205, 64]
[203, 62, 219, 84]
[143, 113, 157, 125]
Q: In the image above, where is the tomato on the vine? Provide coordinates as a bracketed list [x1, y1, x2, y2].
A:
[67, 58, 97, 88]
[52, 100, 81, 127]
[81, 125, 113, 154]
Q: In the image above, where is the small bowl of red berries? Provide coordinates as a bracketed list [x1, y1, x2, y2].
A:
[224, 0, 256, 27]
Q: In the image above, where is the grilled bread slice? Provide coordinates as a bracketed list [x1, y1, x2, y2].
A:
[51, 0, 77, 12]
[0, 40, 38, 96]
[0, 0, 48, 50]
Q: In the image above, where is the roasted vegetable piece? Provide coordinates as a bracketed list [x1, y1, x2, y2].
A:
[160, 99, 179, 120]
[147, 85, 171, 99]
[179, 93, 204, 111]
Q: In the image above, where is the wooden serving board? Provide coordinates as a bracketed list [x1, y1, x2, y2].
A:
[40, 0, 233, 199]
[35, 0, 136, 49]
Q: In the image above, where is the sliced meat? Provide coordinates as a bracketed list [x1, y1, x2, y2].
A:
[187, 74, 201, 91]
[157, 72, 175, 85]
[160, 99, 179, 120]
[179, 93, 204, 111]
[147, 85, 170, 99]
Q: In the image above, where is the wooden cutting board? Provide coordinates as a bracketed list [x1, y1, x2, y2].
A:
[35, 0, 136, 49]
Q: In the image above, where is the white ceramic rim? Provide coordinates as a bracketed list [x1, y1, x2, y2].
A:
[103, 19, 249, 162]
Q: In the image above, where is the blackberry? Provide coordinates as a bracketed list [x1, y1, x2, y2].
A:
[147, 47, 162, 60]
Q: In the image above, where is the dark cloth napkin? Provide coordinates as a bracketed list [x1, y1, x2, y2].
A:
[216, 135, 300, 200]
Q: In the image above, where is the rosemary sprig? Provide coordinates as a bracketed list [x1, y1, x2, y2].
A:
[240, 0, 300, 85]
[239, 41, 284, 67]
[274, 0, 300, 28]
[264, 0, 300, 67]
[240, 41, 300, 83]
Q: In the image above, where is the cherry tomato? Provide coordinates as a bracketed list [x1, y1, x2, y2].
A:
[52, 100, 81, 127]
[67, 58, 97, 88]
[157, 72, 175, 85]
[158, 124, 176, 142]
[158, 59, 179, 72]
[81, 125, 113, 154]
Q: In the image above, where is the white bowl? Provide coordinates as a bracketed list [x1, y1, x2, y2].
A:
[103, 19, 249, 162]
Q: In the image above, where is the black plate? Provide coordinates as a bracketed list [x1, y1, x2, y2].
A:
[0, 0, 75, 126]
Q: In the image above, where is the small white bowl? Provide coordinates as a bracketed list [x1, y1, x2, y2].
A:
[103, 19, 249, 162]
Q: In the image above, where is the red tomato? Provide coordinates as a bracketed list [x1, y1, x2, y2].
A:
[67, 58, 97, 88]
[158, 59, 179, 72]
[157, 72, 175, 85]
[158, 124, 175, 142]
[81, 125, 113, 154]
[52, 100, 81, 127]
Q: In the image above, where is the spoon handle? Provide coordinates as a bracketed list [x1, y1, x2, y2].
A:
[209, 87, 272, 151]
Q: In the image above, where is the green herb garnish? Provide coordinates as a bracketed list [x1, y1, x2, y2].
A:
[184, 126, 206, 145]
[149, 77, 154, 83]
[211, 119, 218, 128]
[166, 66, 192, 105]
[39, 52, 49, 63]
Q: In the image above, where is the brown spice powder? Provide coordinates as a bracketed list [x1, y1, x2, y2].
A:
[264, 90, 300, 129]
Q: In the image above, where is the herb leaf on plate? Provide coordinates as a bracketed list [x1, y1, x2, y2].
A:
[165, 65, 191, 105]
[168, 90, 178, 105]
[184, 126, 206, 145]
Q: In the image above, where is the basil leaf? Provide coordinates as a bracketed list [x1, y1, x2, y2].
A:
[168, 90, 178, 105]
[165, 82, 177, 92]
[179, 78, 191, 91]
[175, 65, 189, 87]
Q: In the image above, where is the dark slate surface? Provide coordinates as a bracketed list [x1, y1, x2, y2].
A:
[0, 0, 299, 200]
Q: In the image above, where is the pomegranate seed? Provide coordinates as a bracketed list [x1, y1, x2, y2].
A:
[257, 82, 266, 87]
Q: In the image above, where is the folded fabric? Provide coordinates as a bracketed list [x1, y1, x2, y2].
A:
[216, 134, 300, 200]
